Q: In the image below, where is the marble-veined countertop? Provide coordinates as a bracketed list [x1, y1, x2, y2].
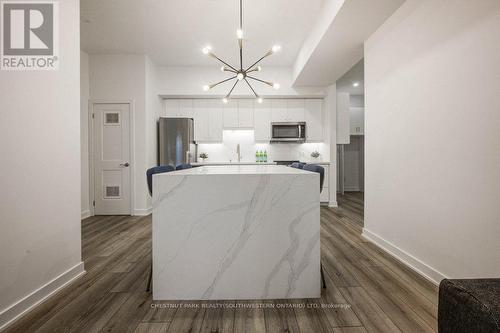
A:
[161, 164, 314, 176]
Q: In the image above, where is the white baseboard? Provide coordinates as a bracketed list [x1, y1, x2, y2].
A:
[133, 207, 152, 216]
[81, 210, 91, 220]
[361, 228, 445, 285]
[0, 262, 85, 331]
[328, 201, 338, 208]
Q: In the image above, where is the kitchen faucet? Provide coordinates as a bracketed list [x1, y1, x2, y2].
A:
[236, 144, 241, 163]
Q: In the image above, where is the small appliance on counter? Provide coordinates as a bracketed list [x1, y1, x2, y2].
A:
[158, 118, 197, 166]
[274, 160, 302, 166]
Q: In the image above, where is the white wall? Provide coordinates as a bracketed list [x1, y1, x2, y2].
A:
[0, 0, 83, 329]
[81, 51, 90, 219]
[364, 0, 500, 282]
[89, 54, 150, 215]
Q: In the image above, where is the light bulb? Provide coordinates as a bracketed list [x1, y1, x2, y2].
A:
[220, 66, 226, 72]
[271, 45, 281, 53]
[256, 66, 262, 72]
[202, 46, 212, 55]
[236, 29, 244, 39]
[273, 83, 280, 90]
[203, 85, 210, 91]
[257, 97, 263, 104]
[222, 97, 229, 104]
[237, 73, 244, 81]
[353, 82, 359, 87]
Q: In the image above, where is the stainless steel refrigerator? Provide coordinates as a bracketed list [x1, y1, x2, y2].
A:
[158, 118, 197, 166]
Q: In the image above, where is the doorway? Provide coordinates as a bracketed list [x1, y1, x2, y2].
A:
[91, 103, 132, 215]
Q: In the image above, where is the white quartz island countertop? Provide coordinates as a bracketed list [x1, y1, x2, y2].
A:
[152, 165, 321, 300]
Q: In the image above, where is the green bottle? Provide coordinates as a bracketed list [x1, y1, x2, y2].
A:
[263, 150, 268, 163]
[255, 150, 259, 163]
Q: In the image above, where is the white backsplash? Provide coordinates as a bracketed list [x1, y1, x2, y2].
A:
[197, 130, 330, 163]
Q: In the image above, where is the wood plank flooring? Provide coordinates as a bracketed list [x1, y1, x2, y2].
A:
[4, 193, 438, 333]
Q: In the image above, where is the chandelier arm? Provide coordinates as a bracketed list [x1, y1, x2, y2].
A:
[246, 67, 260, 74]
[209, 53, 239, 72]
[210, 76, 237, 89]
[245, 51, 273, 72]
[246, 75, 273, 87]
[225, 79, 240, 98]
[223, 68, 238, 74]
[244, 78, 258, 98]
[239, 0, 243, 70]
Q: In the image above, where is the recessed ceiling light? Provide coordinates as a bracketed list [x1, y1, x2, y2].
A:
[353, 82, 360, 87]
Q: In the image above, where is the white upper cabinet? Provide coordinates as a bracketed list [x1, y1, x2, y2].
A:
[178, 99, 194, 118]
[223, 100, 254, 128]
[165, 99, 179, 117]
[254, 99, 271, 142]
[165, 99, 194, 118]
[271, 99, 287, 122]
[208, 100, 223, 142]
[305, 99, 323, 142]
[237, 100, 254, 128]
[271, 99, 306, 122]
[223, 100, 238, 128]
[193, 100, 209, 142]
[337, 92, 351, 144]
[350, 107, 365, 135]
[286, 99, 306, 122]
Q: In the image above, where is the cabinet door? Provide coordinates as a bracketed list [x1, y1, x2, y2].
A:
[193, 99, 210, 142]
[208, 100, 223, 142]
[238, 100, 254, 128]
[305, 99, 323, 142]
[223, 100, 238, 128]
[320, 186, 329, 202]
[286, 99, 305, 122]
[254, 99, 271, 142]
[337, 92, 350, 144]
[350, 107, 364, 135]
[178, 99, 194, 118]
[165, 99, 179, 117]
[271, 99, 287, 122]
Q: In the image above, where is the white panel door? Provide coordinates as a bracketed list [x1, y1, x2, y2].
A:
[286, 99, 305, 122]
[254, 99, 271, 141]
[271, 99, 287, 122]
[223, 100, 238, 128]
[305, 99, 323, 142]
[93, 104, 131, 215]
[238, 100, 254, 128]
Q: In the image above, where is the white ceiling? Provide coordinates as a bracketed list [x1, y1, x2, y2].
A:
[292, 0, 404, 87]
[80, 0, 324, 67]
[336, 59, 364, 95]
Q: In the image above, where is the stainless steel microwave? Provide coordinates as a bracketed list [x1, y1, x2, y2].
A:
[271, 122, 306, 143]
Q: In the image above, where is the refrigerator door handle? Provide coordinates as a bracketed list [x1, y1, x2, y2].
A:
[186, 151, 191, 163]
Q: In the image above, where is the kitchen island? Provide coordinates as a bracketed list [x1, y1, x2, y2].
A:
[152, 165, 320, 300]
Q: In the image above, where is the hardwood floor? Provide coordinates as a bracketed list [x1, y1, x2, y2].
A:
[5, 194, 438, 333]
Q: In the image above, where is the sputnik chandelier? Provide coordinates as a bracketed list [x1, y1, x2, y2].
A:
[201, 0, 281, 104]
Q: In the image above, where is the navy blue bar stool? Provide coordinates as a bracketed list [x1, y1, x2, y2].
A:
[303, 164, 327, 289]
[145, 165, 174, 292]
[290, 162, 306, 169]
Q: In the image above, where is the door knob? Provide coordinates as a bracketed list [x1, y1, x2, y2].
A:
[120, 162, 130, 167]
